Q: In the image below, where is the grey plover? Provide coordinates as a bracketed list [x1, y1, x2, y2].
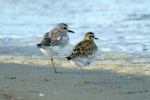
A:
[66, 32, 98, 82]
[37, 23, 74, 73]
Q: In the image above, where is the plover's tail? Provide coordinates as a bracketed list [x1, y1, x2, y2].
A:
[37, 43, 42, 48]
[66, 56, 72, 60]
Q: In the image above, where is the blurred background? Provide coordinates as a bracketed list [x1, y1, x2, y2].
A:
[0, 0, 150, 55]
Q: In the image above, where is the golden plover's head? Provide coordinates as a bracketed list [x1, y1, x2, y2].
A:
[84, 32, 99, 40]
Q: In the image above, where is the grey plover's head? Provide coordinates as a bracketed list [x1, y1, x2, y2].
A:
[55, 23, 74, 33]
[84, 32, 99, 40]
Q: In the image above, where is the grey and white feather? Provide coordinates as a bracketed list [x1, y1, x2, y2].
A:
[37, 23, 74, 73]
[37, 23, 74, 56]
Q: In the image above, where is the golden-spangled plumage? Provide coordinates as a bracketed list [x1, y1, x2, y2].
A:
[67, 32, 98, 60]
[66, 32, 98, 83]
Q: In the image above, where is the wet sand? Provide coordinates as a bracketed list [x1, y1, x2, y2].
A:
[0, 63, 150, 100]
[0, 57, 150, 100]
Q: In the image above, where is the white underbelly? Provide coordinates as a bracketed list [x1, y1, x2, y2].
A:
[39, 44, 73, 57]
[40, 46, 61, 56]
[69, 52, 98, 67]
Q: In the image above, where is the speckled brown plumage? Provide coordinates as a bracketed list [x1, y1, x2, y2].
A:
[66, 32, 98, 83]
[67, 32, 98, 60]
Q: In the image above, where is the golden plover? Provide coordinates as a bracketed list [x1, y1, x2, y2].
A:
[66, 32, 98, 82]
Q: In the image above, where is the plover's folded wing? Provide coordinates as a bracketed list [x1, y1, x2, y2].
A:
[37, 32, 51, 47]
[67, 41, 89, 59]
[49, 30, 64, 46]
[39, 30, 63, 46]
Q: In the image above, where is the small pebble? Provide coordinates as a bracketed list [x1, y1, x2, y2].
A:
[54, 92, 58, 95]
[1, 76, 4, 78]
[39, 93, 44, 96]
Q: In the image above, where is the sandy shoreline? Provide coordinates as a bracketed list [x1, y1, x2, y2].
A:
[0, 45, 150, 100]
[0, 63, 150, 100]
[0, 52, 150, 76]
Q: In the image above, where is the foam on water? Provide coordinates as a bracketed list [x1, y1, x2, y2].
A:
[0, 0, 150, 53]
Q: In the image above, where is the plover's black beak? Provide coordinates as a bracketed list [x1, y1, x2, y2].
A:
[68, 30, 75, 33]
[95, 37, 99, 40]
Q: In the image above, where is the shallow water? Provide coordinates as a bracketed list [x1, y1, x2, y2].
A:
[0, 0, 150, 54]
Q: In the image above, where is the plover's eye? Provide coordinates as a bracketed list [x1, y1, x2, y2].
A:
[91, 36, 94, 38]
[63, 27, 67, 29]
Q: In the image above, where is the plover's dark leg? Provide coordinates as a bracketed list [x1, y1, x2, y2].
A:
[50, 55, 57, 73]
[79, 66, 85, 83]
